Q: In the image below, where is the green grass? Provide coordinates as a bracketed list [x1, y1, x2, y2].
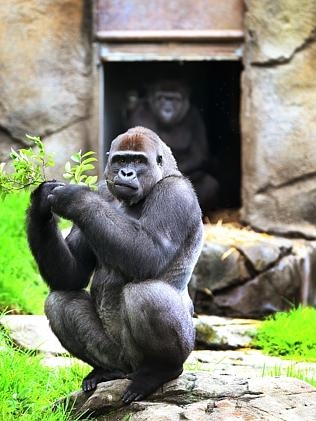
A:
[0, 192, 48, 314]
[0, 327, 90, 420]
[0, 192, 72, 314]
[253, 306, 316, 361]
[262, 364, 316, 388]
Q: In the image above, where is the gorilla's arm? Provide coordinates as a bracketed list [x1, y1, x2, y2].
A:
[27, 182, 96, 290]
[179, 107, 210, 175]
[48, 178, 200, 281]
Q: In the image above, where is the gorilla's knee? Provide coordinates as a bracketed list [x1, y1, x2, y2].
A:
[123, 282, 194, 363]
[45, 290, 89, 322]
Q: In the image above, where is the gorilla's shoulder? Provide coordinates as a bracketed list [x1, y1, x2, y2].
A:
[159, 174, 194, 190]
[156, 175, 200, 208]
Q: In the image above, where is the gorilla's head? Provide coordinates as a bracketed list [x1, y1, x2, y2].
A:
[148, 80, 190, 126]
[104, 127, 181, 205]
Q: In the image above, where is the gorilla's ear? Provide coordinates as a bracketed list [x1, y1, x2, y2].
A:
[156, 155, 163, 166]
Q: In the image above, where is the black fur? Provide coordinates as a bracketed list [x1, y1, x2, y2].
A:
[128, 81, 219, 212]
[27, 127, 203, 403]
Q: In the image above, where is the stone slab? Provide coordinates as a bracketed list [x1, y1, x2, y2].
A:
[59, 372, 316, 420]
[0, 315, 67, 355]
[194, 315, 261, 349]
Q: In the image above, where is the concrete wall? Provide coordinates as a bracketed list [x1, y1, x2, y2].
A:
[0, 0, 98, 177]
[241, 0, 316, 238]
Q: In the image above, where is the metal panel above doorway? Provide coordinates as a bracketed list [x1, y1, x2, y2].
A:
[95, 0, 244, 61]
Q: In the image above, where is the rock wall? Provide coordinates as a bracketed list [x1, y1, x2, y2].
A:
[0, 0, 97, 177]
[191, 224, 316, 318]
[241, 0, 316, 238]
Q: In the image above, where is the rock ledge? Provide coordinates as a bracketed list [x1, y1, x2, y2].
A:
[60, 372, 316, 420]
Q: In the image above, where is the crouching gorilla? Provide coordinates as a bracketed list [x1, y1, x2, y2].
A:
[27, 127, 203, 404]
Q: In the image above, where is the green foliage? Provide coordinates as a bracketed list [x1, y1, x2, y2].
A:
[63, 151, 98, 190]
[253, 306, 316, 361]
[0, 192, 48, 314]
[0, 135, 55, 198]
[0, 326, 89, 420]
[0, 135, 99, 198]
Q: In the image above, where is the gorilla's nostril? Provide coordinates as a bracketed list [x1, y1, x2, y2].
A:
[119, 169, 136, 179]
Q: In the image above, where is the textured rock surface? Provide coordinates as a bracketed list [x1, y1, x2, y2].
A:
[194, 315, 260, 349]
[60, 372, 316, 420]
[188, 349, 316, 379]
[0, 0, 97, 176]
[241, 0, 316, 237]
[0, 315, 67, 354]
[192, 225, 316, 317]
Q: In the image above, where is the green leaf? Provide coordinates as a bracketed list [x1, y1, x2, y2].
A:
[71, 151, 82, 163]
[82, 151, 96, 158]
[64, 161, 72, 173]
[80, 164, 95, 171]
[82, 157, 97, 165]
[62, 173, 73, 180]
[86, 175, 98, 185]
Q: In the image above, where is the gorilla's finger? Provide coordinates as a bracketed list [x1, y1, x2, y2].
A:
[51, 185, 66, 193]
[47, 194, 55, 204]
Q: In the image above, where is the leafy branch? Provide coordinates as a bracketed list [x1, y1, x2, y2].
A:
[63, 151, 98, 190]
[0, 135, 99, 199]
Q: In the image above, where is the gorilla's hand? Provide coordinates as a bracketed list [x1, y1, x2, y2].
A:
[30, 181, 65, 219]
[48, 184, 91, 220]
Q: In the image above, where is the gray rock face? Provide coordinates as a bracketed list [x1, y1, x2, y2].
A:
[241, 0, 316, 238]
[0, 315, 67, 355]
[0, 0, 97, 177]
[61, 372, 316, 420]
[194, 315, 260, 349]
[191, 225, 316, 317]
[188, 349, 316, 380]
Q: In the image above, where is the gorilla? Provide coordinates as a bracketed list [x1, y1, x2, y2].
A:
[27, 127, 203, 404]
[128, 80, 219, 213]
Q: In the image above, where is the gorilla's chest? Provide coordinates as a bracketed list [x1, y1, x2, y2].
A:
[159, 127, 192, 154]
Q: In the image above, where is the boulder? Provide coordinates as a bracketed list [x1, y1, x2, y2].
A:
[58, 372, 316, 420]
[192, 225, 316, 317]
[0, 315, 67, 355]
[188, 349, 316, 379]
[194, 315, 260, 349]
[241, 0, 316, 238]
[0, 0, 97, 177]
[191, 242, 250, 293]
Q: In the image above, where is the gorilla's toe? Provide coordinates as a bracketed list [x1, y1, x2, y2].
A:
[82, 367, 126, 392]
[121, 386, 144, 404]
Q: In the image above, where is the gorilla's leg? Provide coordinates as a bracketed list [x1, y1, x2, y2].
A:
[121, 281, 195, 403]
[45, 290, 128, 391]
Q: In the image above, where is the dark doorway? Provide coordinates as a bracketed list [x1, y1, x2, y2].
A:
[102, 60, 242, 209]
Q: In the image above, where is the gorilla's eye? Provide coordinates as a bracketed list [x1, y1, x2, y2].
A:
[157, 155, 163, 165]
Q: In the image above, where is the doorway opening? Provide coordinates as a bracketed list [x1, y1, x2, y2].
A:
[102, 60, 242, 210]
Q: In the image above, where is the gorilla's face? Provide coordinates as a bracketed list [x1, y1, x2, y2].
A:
[149, 83, 190, 127]
[105, 129, 164, 205]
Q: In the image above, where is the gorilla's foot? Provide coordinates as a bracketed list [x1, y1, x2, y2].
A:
[82, 367, 126, 392]
[121, 365, 183, 404]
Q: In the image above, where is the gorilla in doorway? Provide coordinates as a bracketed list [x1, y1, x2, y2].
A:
[27, 127, 203, 404]
[128, 80, 219, 213]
